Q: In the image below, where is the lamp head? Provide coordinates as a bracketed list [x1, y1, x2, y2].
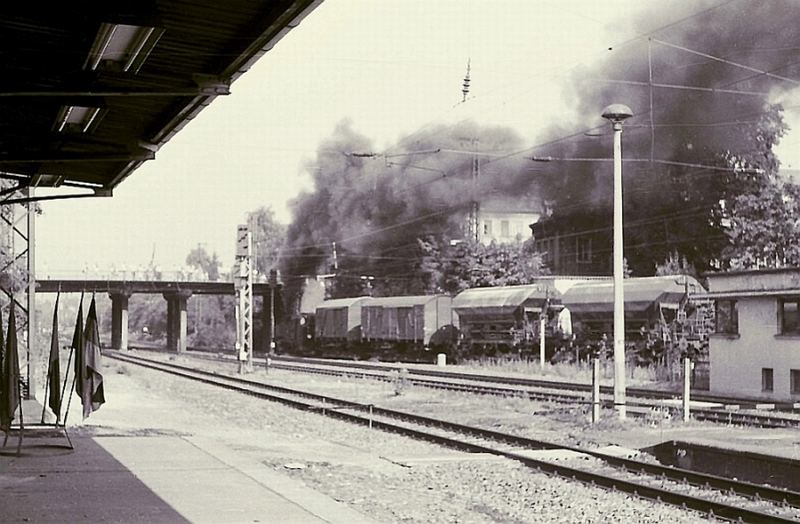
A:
[601, 103, 633, 123]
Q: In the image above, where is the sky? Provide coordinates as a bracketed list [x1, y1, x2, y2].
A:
[34, 0, 800, 277]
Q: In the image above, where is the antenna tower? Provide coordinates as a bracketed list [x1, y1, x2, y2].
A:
[461, 58, 471, 102]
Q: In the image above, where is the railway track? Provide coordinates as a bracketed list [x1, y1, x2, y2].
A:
[127, 345, 800, 428]
[109, 350, 800, 523]
[265, 355, 800, 428]
[271, 354, 800, 410]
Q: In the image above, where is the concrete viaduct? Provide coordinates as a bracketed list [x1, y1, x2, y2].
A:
[36, 279, 280, 353]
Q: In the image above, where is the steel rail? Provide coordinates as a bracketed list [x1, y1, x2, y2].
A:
[127, 346, 800, 428]
[264, 359, 800, 429]
[109, 351, 800, 522]
[273, 354, 797, 409]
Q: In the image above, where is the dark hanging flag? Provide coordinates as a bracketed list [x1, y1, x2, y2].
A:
[0, 306, 5, 421]
[81, 297, 104, 419]
[47, 294, 61, 419]
[72, 297, 84, 400]
[0, 303, 20, 433]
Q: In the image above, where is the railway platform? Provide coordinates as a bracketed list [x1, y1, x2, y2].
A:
[0, 398, 375, 524]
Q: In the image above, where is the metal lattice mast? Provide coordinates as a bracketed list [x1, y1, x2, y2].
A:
[234, 224, 253, 373]
[0, 186, 36, 399]
[470, 152, 480, 243]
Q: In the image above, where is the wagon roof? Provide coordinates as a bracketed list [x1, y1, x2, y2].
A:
[452, 283, 555, 312]
[561, 275, 704, 313]
[316, 296, 370, 310]
[363, 295, 447, 308]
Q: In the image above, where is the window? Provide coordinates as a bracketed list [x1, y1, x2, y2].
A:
[791, 370, 800, 395]
[715, 300, 738, 335]
[576, 236, 592, 263]
[541, 239, 552, 263]
[483, 220, 492, 236]
[500, 220, 510, 237]
[779, 298, 800, 334]
[762, 368, 774, 392]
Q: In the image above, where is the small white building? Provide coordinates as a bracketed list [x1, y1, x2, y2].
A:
[701, 268, 800, 400]
[478, 196, 541, 245]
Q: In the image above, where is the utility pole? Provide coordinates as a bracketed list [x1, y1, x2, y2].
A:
[470, 150, 480, 243]
[539, 290, 549, 371]
[457, 137, 481, 243]
[269, 269, 278, 356]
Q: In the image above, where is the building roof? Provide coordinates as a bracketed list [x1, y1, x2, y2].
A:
[0, 1, 320, 196]
[561, 275, 704, 313]
[480, 194, 542, 214]
[700, 266, 800, 296]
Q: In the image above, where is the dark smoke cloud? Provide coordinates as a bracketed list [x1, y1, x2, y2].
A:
[281, 119, 535, 302]
[282, 0, 800, 301]
[538, 0, 800, 213]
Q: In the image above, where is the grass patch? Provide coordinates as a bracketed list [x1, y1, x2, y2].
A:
[457, 357, 672, 387]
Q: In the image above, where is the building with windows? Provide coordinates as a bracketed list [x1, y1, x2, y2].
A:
[477, 196, 541, 245]
[700, 268, 800, 400]
[530, 211, 611, 276]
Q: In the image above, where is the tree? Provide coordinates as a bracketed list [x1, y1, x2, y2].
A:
[246, 206, 286, 278]
[183, 243, 236, 348]
[186, 244, 221, 281]
[420, 237, 549, 294]
[723, 180, 800, 269]
[127, 295, 167, 343]
[655, 251, 697, 277]
[187, 294, 236, 349]
[541, 105, 789, 276]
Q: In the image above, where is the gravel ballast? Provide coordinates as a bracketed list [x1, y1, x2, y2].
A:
[88, 355, 717, 523]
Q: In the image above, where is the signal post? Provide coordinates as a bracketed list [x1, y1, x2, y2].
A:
[235, 224, 254, 373]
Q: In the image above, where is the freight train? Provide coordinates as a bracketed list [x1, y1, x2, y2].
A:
[283, 275, 708, 364]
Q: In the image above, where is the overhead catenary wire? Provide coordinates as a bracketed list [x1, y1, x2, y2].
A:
[377, 0, 741, 158]
[281, 0, 800, 271]
[651, 37, 800, 86]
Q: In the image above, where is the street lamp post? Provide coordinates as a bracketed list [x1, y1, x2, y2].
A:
[602, 103, 633, 420]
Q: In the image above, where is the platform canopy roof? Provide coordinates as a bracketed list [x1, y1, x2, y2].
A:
[0, 0, 320, 200]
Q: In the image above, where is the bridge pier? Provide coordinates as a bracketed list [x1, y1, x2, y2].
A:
[164, 291, 192, 353]
[109, 291, 131, 350]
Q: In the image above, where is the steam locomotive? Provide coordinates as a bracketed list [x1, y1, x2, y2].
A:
[284, 275, 707, 363]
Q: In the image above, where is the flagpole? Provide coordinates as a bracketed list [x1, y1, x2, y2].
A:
[40, 364, 50, 423]
[44, 291, 61, 425]
[63, 371, 77, 427]
[58, 347, 73, 427]
[15, 367, 23, 456]
[65, 290, 84, 428]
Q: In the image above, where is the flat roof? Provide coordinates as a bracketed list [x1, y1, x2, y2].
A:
[0, 1, 320, 194]
[694, 290, 800, 299]
[703, 267, 800, 279]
